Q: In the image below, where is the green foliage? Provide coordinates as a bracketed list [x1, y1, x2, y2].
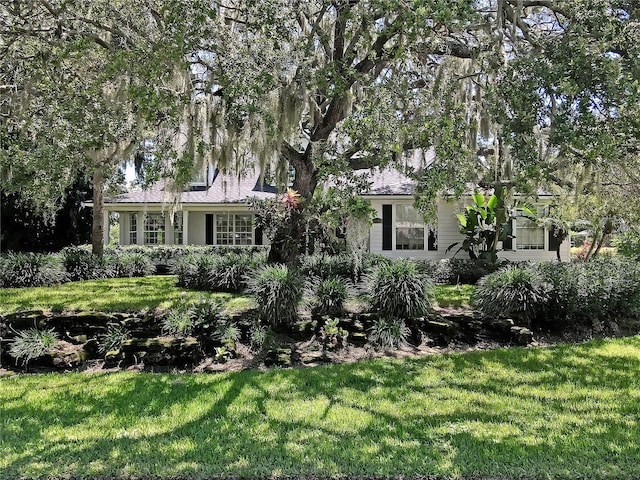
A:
[99, 324, 130, 354]
[173, 252, 266, 292]
[473, 266, 550, 325]
[367, 260, 432, 319]
[299, 253, 356, 280]
[61, 247, 113, 281]
[306, 276, 350, 317]
[111, 253, 154, 278]
[161, 307, 196, 337]
[248, 323, 271, 352]
[9, 328, 58, 366]
[535, 258, 640, 326]
[319, 318, 349, 351]
[415, 258, 502, 285]
[613, 230, 640, 260]
[368, 317, 411, 349]
[246, 264, 302, 327]
[214, 321, 241, 350]
[0, 252, 66, 288]
[448, 189, 531, 263]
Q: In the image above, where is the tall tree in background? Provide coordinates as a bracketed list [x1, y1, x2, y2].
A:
[1, 1, 638, 261]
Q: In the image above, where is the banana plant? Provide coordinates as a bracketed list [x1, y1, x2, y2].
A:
[447, 188, 536, 263]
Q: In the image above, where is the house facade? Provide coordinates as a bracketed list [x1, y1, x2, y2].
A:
[103, 165, 570, 262]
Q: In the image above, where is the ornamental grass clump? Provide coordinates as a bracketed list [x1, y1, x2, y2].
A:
[9, 328, 58, 366]
[367, 259, 432, 319]
[247, 264, 302, 327]
[0, 252, 66, 288]
[368, 317, 411, 349]
[306, 276, 350, 317]
[473, 266, 550, 325]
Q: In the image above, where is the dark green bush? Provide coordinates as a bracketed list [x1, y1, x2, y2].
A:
[299, 253, 356, 280]
[473, 266, 550, 325]
[368, 317, 411, 349]
[0, 252, 66, 288]
[613, 230, 640, 260]
[367, 259, 432, 319]
[246, 264, 303, 327]
[208, 253, 264, 292]
[306, 276, 350, 317]
[430, 258, 503, 285]
[61, 247, 113, 281]
[112, 253, 154, 278]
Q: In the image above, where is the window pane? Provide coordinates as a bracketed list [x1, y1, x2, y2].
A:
[396, 205, 423, 225]
[216, 214, 232, 245]
[173, 212, 183, 245]
[144, 214, 165, 245]
[129, 213, 137, 245]
[516, 216, 544, 250]
[396, 227, 424, 250]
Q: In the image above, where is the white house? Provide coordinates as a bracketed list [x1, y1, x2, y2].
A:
[102, 163, 570, 262]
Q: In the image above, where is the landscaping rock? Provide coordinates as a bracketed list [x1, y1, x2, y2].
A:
[264, 346, 298, 368]
[510, 326, 534, 346]
[120, 336, 202, 366]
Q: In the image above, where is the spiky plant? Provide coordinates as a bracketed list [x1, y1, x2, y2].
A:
[246, 264, 302, 327]
[9, 328, 58, 366]
[367, 260, 432, 319]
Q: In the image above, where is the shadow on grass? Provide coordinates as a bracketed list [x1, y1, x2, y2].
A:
[0, 276, 237, 313]
[2, 337, 640, 479]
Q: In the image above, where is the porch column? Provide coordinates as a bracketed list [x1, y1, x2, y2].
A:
[182, 210, 189, 245]
[165, 213, 174, 245]
[103, 209, 110, 245]
[136, 212, 144, 245]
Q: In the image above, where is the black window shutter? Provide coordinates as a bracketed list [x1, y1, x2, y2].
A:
[503, 219, 514, 250]
[382, 204, 392, 251]
[549, 230, 560, 252]
[255, 226, 263, 246]
[205, 214, 214, 245]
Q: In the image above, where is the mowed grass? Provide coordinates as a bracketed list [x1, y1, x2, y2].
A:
[433, 284, 475, 308]
[2, 337, 640, 479]
[0, 276, 251, 314]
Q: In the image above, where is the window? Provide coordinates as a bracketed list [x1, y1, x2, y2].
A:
[129, 213, 137, 245]
[144, 213, 165, 245]
[516, 207, 545, 250]
[173, 212, 183, 245]
[215, 213, 253, 245]
[396, 205, 424, 250]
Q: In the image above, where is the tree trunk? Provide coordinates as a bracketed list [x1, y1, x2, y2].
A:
[92, 163, 104, 257]
[267, 146, 318, 265]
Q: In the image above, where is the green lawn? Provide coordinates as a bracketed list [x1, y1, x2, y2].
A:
[2, 337, 639, 479]
[0, 276, 251, 314]
[433, 284, 475, 308]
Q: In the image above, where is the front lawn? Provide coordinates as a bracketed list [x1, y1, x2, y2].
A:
[0, 276, 472, 315]
[0, 276, 251, 314]
[2, 337, 639, 479]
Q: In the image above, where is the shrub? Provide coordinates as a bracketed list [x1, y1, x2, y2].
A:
[161, 307, 196, 337]
[9, 328, 58, 366]
[62, 247, 113, 281]
[614, 229, 640, 260]
[111, 253, 154, 278]
[473, 266, 550, 325]
[246, 264, 302, 327]
[99, 324, 130, 354]
[249, 323, 271, 352]
[214, 320, 241, 350]
[430, 258, 503, 285]
[299, 253, 356, 280]
[367, 260, 431, 319]
[0, 252, 66, 288]
[208, 253, 258, 292]
[368, 317, 410, 349]
[172, 253, 219, 290]
[188, 297, 223, 327]
[306, 276, 350, 317]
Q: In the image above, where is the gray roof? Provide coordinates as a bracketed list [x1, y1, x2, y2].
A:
[105, 174, 278, 205]
[105, 150, 432, 206]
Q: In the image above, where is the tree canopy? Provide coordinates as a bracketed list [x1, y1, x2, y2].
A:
[2, 1, 639, 259]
